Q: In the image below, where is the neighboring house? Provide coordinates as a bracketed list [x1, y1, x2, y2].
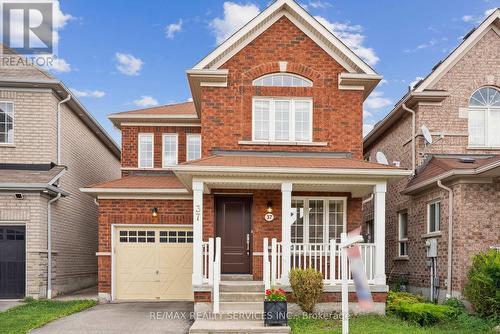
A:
[363, 9, 500, 302]
[81, 0, 410, 318]
[0, 51, 121, 299]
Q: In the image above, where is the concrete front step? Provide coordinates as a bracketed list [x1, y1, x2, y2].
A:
[220, 292, 263, 302]
[220, 281, 264, 292]
[220, 274, 254, 281]
[189, 320, 291, 334]
[220, 301, 263, 313]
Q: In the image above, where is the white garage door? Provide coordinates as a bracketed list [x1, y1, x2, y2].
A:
[115, 226, 193, 301]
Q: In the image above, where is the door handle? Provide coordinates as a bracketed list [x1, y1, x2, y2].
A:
[246, 234, 250, 256]
[156, 270, 159, 275]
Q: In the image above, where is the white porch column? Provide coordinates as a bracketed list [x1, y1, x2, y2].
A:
[373, 182, 387, 285]
[192, 180, 204, 286]
[281, 182, 293, 285]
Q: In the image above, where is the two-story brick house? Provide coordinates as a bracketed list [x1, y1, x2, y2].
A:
[363, 9, 500, 302]
[0, 51, 121, 299]
[82, 0, 410, 315]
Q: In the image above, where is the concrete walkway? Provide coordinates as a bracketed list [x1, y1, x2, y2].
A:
[30, 301, 194, 334]
[0, 300, 21, 312]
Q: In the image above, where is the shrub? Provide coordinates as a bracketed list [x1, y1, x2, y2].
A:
[289, 268, 323, 314]
[443, 297, 466, 312]
[387, 291, 425, 307]
[463, 249, 500, 320]
[389, 301, 457, 326]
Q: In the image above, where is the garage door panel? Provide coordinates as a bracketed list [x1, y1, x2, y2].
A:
[115, 227, 193, 301]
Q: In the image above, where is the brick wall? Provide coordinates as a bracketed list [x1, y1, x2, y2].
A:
[201, 16, 364, 159]
[121, 125, 201, 170]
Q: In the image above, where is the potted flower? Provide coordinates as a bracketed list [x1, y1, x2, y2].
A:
[264, 288, 287, 326]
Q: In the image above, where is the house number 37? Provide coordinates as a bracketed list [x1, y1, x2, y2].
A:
[264, 213, 274, 222]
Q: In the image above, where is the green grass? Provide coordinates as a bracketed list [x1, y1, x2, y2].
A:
[289, 314, 497, 334]
[0, 299, 97, 334]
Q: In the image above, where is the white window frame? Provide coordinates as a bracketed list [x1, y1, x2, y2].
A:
[427, 200, 441, 233]
[252, 97, 313, 143]
[186, 133, 201, 161]
[138, 133, 154, 168]
[291, 197, 347, 244]
[162, 133, 178, 167]
[468, 106, 500, 148]
[252, 73, 313, 87]
[0, 101, 14, 145]
[398, 212, 408, 257]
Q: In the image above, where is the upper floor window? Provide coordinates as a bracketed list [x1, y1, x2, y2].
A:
[186, 134, 201, 161]
[0, 102, 14, 144]
[162, 134, 178, 167]
[253, 98, 312, 142]
[468, 86, 500, 147]
[138, 133, 153, 168]
[427, 201, 441, 233]
[253, 73, 312, 87]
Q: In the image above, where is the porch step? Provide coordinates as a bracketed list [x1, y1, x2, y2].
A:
[220, 292, 263, 302]
[221, 274, 254, 281]
[220, 301, 263, 313]
[189, 319, 291, 334]
[220, 281, 264, 293]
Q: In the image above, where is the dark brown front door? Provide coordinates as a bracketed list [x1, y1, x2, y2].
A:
[0, 226, 25, 299]
[216, 196, 252, 274]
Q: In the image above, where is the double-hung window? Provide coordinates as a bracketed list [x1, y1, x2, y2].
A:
[162, 134, 178, 167]
[252, 98, 312, 142]
[138, 133, 153, 168]
[186, 134, 201, 161]
[0, 102, 14, 144]
[291, 198, 346, 244]
[468, 87, 500, 147]
[427, 201, 441, 233]
[398, 212, 408, 257]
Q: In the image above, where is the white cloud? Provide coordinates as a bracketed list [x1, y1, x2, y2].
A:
[363, 109, 372, 118]
[308, 1, 333, 9]
[133, 96, 159, 107]
[115, 53, 143, 76]
[48, 58, 72, 72]
[461, 8, 497, 24]
[186, 97, 193, 102]
[71, 88, 105, 98]
[314, 16, 379, 66]
[380, 79, 388, 85]
[484, 8, 496, 17]
[165, 19, 183, 39]
[210, 2, 260, 44]
[410, 76, 425, 90]
[462, 15, 474, 22]
[363, 123, 374, 137]
[364, 91, 392, 110]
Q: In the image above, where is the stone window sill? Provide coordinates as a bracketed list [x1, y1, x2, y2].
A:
[421, 231, 442, 239]
[467, 146, 500, 150]
[0, 144, 15, 148]
[394, 256, 409, 261]
[238, 140, 328, 147]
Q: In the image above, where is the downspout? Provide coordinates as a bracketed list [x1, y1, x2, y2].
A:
[47, 192, 61, 299]
[402, 104, 416, 175]
[57, 95, 71, 165]
[437, 179, 453, 299]
[362, 193, 373, 206]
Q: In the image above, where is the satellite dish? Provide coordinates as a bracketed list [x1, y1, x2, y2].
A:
[376, 151, 389, 165]
[422, 125, 433, 145]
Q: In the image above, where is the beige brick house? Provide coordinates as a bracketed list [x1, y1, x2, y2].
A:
[363, 9, 500, 302]
[0, 53, 120, 299]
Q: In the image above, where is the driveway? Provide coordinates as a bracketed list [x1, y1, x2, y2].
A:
[30, 302, 194, 334]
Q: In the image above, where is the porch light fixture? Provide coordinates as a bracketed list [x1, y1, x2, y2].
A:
[151, 208, 158, 217]
[266, 201, 273, 214]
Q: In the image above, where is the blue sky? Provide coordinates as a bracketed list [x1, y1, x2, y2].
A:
[48, 0, 499, 144]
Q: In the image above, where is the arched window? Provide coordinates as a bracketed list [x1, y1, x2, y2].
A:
[253, 73, 312, 87]
[468, 87, 500, 147]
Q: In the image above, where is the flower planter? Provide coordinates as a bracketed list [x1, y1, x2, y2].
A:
[264, 300, 288, 326]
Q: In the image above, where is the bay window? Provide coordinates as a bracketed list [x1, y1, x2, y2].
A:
[468, 86, 500, 147]
[138, 133, 154, 168]
[291, 198, 346, 244]
[252, 98, 312, 142]
[162, 134, 178, 167]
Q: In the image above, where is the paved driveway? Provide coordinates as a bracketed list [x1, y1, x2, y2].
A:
[30, 302, 194, 334]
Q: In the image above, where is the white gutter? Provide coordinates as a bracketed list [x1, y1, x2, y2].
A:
[402, 104, 416, 175]
[57, 94, 71, 165]
[47, 192, 61, 299]
[437, 179, 453, 298]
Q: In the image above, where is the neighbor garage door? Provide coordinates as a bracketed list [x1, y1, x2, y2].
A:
[115, 226, 193, 301]
[0, 226, 25, 299]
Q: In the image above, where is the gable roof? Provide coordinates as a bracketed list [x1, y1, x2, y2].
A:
[364, 8, 500, 150]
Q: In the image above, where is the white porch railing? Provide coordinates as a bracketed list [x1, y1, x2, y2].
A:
[201, 237, 221, 313]
[264, 238, 376, 286]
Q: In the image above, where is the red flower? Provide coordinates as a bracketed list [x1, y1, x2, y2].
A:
[266, 289, 271, 295]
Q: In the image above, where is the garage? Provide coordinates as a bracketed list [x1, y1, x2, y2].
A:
[115, 226, 193, 301]
[0, 226, 25, 299]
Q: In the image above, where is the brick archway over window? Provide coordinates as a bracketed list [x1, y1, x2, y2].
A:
[241, 62, 323, 86]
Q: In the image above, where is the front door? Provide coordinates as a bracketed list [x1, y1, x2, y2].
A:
[215, 196, 252, 274]
[0, 226, 25, 299]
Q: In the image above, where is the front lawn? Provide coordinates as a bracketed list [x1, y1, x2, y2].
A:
[289, 314, 497, 334]
[0, 299, 97, 334]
